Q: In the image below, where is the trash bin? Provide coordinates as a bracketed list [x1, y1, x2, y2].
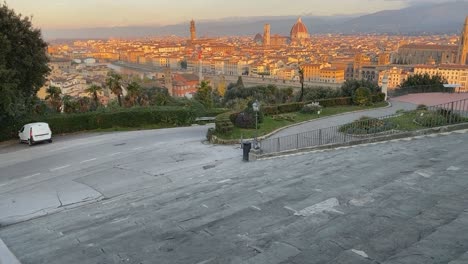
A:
[242, 142, 252, 161]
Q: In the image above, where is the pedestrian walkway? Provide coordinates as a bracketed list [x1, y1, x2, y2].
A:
[269, 100, 416, 139]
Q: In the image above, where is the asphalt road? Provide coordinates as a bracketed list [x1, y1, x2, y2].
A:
[1, 127, 468, 264]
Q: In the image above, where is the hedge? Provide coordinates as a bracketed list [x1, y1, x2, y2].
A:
[0, 107, 196, 142]
[261, 94, 387, 116]
[263, 97, 353, 116]
[215, 112, 234, 134]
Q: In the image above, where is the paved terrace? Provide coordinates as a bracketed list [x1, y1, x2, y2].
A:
[1, 127, 468, 264]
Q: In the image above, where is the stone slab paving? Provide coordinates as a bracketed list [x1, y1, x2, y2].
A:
[0, 130, 467, 264]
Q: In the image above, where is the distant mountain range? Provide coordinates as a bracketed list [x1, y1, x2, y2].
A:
[43, 1, 468, 40]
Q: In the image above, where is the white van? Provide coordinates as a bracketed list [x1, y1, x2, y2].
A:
[18, 123, 53, 146]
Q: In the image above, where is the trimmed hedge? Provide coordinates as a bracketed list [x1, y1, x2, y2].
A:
[0, 107, 196, 141]
[215, 112, 234, 134]
[262, 97, 354, 116]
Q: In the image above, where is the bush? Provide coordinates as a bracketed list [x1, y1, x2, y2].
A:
[233, 112, 255, 129]
[262, 105, 279, 116]
[416, 104, 428, 111]
[301, 103, 323, 114]
[0, 107, 196, 141]
[353, 87, 372, 106]
[415, 109, 465, 127]
[372, 92, 386, 103]
[277, 102, 305, 114]
[340, 116, 397, 135]
[215, 112, 234, 134]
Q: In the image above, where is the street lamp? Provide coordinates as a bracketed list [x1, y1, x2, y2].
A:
[252, 100, 260, 149]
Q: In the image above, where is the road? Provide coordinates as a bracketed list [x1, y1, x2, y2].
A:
[0, 125, 239, 226]
[1, 126, 468, 263]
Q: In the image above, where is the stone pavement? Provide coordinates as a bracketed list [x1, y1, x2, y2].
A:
[1, 130, 468, 264]
[269, 100, 416, 139]
[392, 92, 468, 107]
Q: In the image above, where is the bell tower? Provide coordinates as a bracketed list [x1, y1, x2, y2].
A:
[457, 16, 468, 65]
[190, 19, 196, 42]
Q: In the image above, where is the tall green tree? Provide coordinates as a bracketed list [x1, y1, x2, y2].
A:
[194, 80, 213, 108]
[0, 4, 50, 121]
[85, 84, 103, 107]
[400, 73, 447, 88]
[236, 76, 245, 89]
[45, 86, 62, 112]
[106, 71, 123, 106]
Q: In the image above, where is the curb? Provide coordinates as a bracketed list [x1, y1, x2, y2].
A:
[0, 238, 21, 264]
[212, 101, 393, 145]
[253, 122, 468, 160]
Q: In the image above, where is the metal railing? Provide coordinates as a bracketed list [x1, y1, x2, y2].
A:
[259, 98, 468, 154]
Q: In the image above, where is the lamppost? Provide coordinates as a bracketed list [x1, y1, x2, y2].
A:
[252, 100, 260, 149]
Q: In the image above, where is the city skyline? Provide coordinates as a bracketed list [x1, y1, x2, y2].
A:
[7, 0, 461, 30]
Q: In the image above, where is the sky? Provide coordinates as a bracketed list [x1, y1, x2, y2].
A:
[6, 0, 457, 29]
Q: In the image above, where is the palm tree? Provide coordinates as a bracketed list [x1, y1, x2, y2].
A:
[45, 86, 62, 112]
[85, 84, 103, 107]
[106, 71, 123, 107]
[126, 81, 142, 106]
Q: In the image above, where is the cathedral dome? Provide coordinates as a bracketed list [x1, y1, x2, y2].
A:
[290, 17, 310, 40]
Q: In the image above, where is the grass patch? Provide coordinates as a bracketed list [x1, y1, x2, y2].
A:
[216, 102, 389, 140]
[385, 112, 424, 131]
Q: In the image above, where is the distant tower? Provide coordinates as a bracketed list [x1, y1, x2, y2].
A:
[457, 16, 468, 65]
[164, 67, 173, 96]
[263, 24, 271, 46]
[190, 19, 196, 42]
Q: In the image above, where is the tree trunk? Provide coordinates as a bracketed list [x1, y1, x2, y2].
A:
[117, 94, 122, 107]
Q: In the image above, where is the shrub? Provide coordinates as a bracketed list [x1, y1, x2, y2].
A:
[277, 102, 305, 113]
[416, 104, 428, 111]
[215, 112, 234, 134]
[301, 102, 323, 114]
[340, 117, 397, 135]
[234, 112, 256, 129]
[262, 105, 279, 116]
[353, 87, 372, 106]
[372, 92, 386, 103]
[316, 97, 353, 107]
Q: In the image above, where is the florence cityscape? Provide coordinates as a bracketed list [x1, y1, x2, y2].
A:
[1, 0, 468, 263]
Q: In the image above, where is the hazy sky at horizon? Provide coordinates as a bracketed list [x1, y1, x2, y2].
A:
[6, 0, 457, 29]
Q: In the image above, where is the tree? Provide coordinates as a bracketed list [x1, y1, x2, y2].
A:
[194, 80, 213, 108]
[126, 81, 142, 106]
[298, 67, 305, 102]
[236, 76, 245, 89]
[341, 79, 380, 97]
[106, 71, 123, 106]
[85, 84, 103, 107]
[45, 86, 62, 112]
[353, 87, 372, 106]
[400, 73, 447, 88]
[0, 4, 50, 122]
[180, 60, 188, 70]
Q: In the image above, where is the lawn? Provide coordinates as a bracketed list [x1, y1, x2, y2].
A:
[217, 102, 389, 140]
[386, 112, 425, 131]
